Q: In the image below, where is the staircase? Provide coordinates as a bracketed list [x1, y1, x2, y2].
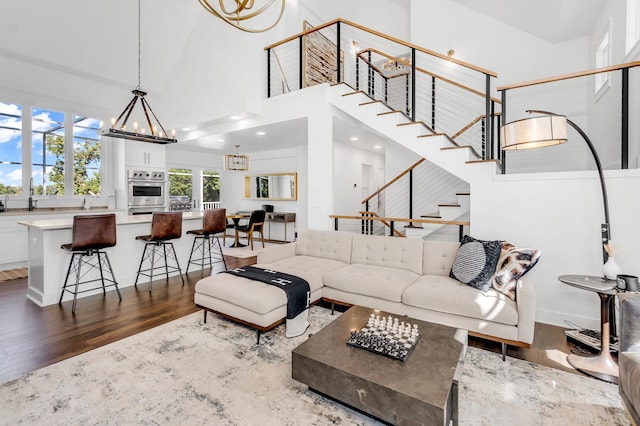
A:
[331, 84, 498, 182]
[329, 83, 498, 237]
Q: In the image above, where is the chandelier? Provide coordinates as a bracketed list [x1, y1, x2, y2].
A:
[102, 0, 177, 144]
[198, 0, 285, 33]
[224, 145, 250, 171]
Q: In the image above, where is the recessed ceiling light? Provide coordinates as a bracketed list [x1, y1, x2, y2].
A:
[230, 115, 241, 120]
[350, 136, 359, 141]
[182, 127, 192, 131]
[256, 131, 266, 136]
[216, 139, 225, 142]
[374, 145, 382, 149]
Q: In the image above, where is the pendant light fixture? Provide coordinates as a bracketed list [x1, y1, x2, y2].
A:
[224, 145, 249, 171]
[199, 0, 285, 33]
[102, 0, 177, 144]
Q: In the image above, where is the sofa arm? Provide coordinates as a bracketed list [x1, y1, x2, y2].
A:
[515, 279, 536, 345]
[257, 242, 297, 264]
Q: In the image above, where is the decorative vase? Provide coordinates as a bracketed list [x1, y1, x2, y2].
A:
[603, 256, 621, 280]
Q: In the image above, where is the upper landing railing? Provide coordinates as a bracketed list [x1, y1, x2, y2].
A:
[498, 61, 640, 173]
[264, 19, 501, 161]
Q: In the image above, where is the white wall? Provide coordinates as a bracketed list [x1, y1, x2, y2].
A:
[471, 169, 640, 330]
[409, 0, 588, 86]
[299, 0, 410, 40]
[332, 142, 385, 232]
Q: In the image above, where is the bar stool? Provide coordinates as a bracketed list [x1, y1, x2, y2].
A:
[186, 208, 227, 277]
[59, 213, 121, 314]
[235, 209, 266, 250]
[134, 211, 184, 291]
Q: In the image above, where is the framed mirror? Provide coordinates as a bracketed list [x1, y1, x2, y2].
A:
[244, 172, 298, 200]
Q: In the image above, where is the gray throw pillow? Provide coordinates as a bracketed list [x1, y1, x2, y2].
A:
[450, 235, 502, 292]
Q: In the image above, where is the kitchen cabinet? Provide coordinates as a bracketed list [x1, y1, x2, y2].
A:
[124, 142, 166, 170]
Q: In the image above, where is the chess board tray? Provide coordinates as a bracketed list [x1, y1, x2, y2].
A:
[346, 320, 421, 362]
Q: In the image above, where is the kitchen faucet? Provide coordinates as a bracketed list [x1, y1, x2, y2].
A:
[28, 178, 36, 211]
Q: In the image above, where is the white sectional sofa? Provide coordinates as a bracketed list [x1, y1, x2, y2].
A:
[195, 229, 536, 354]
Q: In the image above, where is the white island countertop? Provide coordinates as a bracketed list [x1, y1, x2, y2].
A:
[19, 211, 205, 230]
[20, 211, 207, 308]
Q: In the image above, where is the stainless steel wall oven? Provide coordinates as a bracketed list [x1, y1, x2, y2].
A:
[127, 169, 166, 215]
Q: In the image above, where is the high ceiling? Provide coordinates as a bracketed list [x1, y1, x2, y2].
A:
[183, 0, 607, 155]
[1, 0, 606, 156]
[449, 0, 604, 43]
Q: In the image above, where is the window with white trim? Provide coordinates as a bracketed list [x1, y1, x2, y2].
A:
[595, 21, 611, 98]
[0, 102, 22, 195]
[627, 0, 640, 56]
[0, 101, 102, 197]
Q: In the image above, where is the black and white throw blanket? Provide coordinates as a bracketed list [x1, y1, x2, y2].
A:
[222, 266, 311, 337]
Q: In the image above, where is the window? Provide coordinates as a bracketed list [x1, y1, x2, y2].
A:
[594, 21, 611, 98]
[168, 168, 193, 200]
[627, 0, 640, 56]
[1, 102, 103, 198]
[73, 116, 102, 195]
[32, 107, 64, 195]
[202, 170, 220, 209]
[0, 102, 22, 195]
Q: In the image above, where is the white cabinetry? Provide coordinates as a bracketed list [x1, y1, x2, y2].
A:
[124, 142, 166, 170]
[0, 215, 28, 270]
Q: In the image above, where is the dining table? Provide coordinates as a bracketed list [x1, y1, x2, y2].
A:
[225, 213, 250, 248]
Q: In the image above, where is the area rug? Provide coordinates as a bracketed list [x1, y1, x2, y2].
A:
[0, 307, 628, 426]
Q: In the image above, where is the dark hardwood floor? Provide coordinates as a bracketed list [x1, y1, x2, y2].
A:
[0, 255, 595, 385]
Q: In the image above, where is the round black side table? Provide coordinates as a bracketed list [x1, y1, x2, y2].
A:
[559, 274, 619, 384]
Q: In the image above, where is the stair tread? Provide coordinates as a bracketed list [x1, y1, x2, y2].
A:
[359, 100, 381, 106]
[377, 110, 402, 116]
[439, 203, 460, 207]
[342, 91, 365, 97]
[456, 192, 470, 196]
[466, 159, 500, 164]
[420, 213, 442, 218]
[417, 133, 446, 138]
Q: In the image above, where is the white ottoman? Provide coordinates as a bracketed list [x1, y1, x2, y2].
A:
[194, 272, 321, 343]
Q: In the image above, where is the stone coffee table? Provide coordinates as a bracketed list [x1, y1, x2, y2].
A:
[292, 305, 467, 425]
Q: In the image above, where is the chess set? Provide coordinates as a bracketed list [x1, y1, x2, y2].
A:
[346, 313, 421, 362]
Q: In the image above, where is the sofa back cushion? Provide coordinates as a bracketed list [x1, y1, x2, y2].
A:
[295, 229, 353, 263]
[423, 240, 461, 276]
[351, 234, 423, 274]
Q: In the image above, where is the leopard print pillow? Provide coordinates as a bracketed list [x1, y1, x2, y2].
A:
[491, 243, 541, 300]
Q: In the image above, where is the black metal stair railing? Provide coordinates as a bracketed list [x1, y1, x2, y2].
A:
[264, 19, 501, 162]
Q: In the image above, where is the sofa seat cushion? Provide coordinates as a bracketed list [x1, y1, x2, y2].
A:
[256, 255, 349, 293]
[195, 273, 287, 315]
[402, 275, 518, 326]
[323, 264, 420, 303]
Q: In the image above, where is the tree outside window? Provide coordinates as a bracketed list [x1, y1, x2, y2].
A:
[32, 107, 64, 195]
[169, 168, 193, 200]
[202, 170, 220, 205]
[72, 116, 101, 195]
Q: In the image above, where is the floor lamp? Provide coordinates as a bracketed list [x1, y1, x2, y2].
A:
[500, 110, 611, 262]
[501, 110, 619, 378]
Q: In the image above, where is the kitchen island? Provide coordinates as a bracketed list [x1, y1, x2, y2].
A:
[19, 211, 206, 307]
